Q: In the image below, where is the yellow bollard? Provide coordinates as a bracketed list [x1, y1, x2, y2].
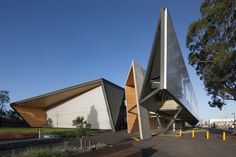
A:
[192, 130, 195, 138]
[206, 131, 209, 140]
[223, 132, 226, 141]
[179, 129, 182, 137]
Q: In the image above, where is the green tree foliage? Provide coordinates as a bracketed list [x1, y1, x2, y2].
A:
[0, 90, 10, 120]
[186, 0, 236, 109]
[72, 116, 91, 138]
[45, 118, 53, 128]
[6, 109, 21, 121]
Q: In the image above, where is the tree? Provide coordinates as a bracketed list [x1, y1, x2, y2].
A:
[45, 118, 53, 128]
[0, 90, 10, 121]
[0, 109, 7, 119]
[6, 109, 21, 121]
[186, 0, 236, 109]
[72, 116, 91, 138]
[72, 116, 91, 149]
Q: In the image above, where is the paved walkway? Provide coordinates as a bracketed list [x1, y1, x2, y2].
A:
[134, 131, 236, 157]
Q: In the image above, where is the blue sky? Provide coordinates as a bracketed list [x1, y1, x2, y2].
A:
[0, 0, 235, 122]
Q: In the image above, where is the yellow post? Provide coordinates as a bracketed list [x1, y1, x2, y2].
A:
[223, 132, 226, 141]
[179, 129, 182, 137]
[206, 131, 209, 140]
[192, 130, 195, 138]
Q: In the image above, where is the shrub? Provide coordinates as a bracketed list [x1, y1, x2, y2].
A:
[11, 147, 70, 157]
[45, 118, 53, 128]
[48, 130, 77, 138]
[72, 116, 91, 138]
[11, 143, 110, 157]
[72, 116, 91, 149]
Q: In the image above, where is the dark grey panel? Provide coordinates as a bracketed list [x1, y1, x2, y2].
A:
[166, 10, 199, 120]
[140, 19, 161, 101]
[102, 79, 125, 130]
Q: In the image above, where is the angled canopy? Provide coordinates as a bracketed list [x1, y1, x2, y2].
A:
[11, 78, 125, 131]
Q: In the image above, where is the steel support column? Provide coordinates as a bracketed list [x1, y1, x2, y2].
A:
[164, 107, 182, 134]
[156, 112, 163, 134]
[140, 88, 160, 105]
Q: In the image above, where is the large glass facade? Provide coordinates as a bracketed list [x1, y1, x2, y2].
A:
[166, 10, 199, 119]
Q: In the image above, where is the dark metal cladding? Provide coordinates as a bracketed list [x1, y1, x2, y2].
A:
[165, 9, 199, 120]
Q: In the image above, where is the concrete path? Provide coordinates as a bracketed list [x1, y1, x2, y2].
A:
[134, 132, 236, 157]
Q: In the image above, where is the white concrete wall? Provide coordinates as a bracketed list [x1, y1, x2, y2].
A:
[46, 86, 112, 129]
[133, 61, 151, 140]
[209, 119, 234, 124]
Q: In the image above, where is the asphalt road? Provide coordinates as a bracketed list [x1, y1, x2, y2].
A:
[68, 129, 236, 157]
[134, 131, 236, 157]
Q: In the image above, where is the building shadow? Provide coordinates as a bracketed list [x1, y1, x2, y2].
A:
[87, 105, 99, 129]
[142, 146, 158, 157]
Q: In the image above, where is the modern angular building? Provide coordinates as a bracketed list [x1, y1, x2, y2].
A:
[11, 78, 126, 131]
[125, 8, 199, 139]
[11, 8, 199, 140]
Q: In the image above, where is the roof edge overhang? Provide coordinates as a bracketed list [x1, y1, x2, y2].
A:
[164, 89, 199, 126]
[11, 78, 103, 106]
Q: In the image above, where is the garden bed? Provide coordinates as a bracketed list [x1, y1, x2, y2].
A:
[6, 142, 141, 157]
[70, 142, 141, 157]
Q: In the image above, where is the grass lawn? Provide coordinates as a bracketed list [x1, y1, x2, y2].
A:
[0, 127, 77, 138]
[0, 127, 108, 138]
[0, 127, 75, 133]
[0, 127, 38, 133]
